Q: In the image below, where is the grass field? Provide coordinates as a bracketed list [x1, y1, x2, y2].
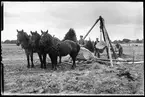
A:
[1, 43, 144, 95]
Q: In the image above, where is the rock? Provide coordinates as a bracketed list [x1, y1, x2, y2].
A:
[77, 47, 95, 60]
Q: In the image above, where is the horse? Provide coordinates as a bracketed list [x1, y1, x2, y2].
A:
[16, 29, 43, 68]
[39, 30, 80, 70]
[62, 28, 79, 62]
[16, 29, 35, 68]
[29, 31, 44, 68]
[53, 36, 62, 63]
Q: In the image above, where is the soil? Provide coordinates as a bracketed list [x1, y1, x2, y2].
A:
[1, 44, 144, 95]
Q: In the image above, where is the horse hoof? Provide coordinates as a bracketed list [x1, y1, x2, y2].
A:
[43, 67, 46, 69]
[71, 66, 75, 70]
[54, 68, 57, 71]
[52, 67, 57, 71]
[27, 66, 30, 68]
[31, 66, 34, 68]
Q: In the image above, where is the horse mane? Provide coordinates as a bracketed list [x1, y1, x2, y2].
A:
[35, 32, 41, 40]
[22, 32, 30, 40]
[43, 32, 54, 46]
[54, 36, 60, 42]
[63, 28, 77, 42]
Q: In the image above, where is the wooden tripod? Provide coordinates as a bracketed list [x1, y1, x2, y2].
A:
[83, 16, 117, 67]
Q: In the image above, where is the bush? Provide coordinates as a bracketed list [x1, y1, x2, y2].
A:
[63, 28, 78, 42]
[84, 40, 94, 52]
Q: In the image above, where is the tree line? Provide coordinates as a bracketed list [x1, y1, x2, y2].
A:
[1, 38, 143, 44]
[1, 40, 17, 44]
[112, 38, 144, 44]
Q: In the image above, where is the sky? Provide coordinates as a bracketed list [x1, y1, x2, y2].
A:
[1, 2, 143, 41]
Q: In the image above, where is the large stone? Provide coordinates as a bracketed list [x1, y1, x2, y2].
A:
[76, 47, 95, 60]
[95, 41, 107, 50]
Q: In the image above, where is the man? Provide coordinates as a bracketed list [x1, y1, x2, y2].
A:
[115, 43, 123, 57]
[94, 38, 100, 58]
[79, 35, 85, 46]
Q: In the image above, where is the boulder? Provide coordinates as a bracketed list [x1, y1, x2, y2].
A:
[95, 41, 107, 49]
[95, 41, 107, 53]
[76, 47, 95, 60]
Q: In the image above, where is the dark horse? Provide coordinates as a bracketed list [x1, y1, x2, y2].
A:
[16, 29, 43, 68]
[39, 30, 80, 70]
[29, 31, 44, 68]
[61, 28, 78, 62]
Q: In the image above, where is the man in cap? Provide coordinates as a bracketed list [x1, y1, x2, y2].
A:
[94, 38, 100, 58]
[79, 35, 85, 46]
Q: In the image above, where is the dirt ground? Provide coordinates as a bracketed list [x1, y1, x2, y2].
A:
[1, 44, 144, 95]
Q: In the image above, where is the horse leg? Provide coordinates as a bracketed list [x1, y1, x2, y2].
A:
[25, 50, 30, 68]
[38, 53, 43, 68]
[54, 55, 58, 70]
[70, 53, 77, 69]
[49, 54, 57, 70]
[30, 52, 34, 68]
[49, 54, 54, 70]
[27, 54, 30, 68]
[43, 53, 47, 69]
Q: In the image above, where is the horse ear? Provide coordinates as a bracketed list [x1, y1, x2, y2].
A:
[46, 30, 48, 34]
[30, 31, 33, 35]
[16, 29, 19, 32]
[41, 30, 43, 34]
[22, 29, 24, 32]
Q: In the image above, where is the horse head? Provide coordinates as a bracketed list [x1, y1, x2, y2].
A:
[30, 31, 41, 47]
[16, 29, 30, 48]
[16, 29, 24, 46]
[39, 30, 53, 47]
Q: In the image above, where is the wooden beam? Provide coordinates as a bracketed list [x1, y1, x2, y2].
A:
[83, 18, 100, 40]
[94, 57, 143, 62]
[101, 17, 117, 59]
[99, 16, 113, 67]
[104, 27, 117, 59]
[102, 27, 113, 67]
[99, 17, 109, 59]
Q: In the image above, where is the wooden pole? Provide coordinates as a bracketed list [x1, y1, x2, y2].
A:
[102, 26, 113, 67]
[104, 27, 117, 59]
[83, 18, 100, 40]
[132, 48, 135, 64]
[99, 16, 113, 67]
[99, 17, 109, 59]
[101, 17, 117, 59]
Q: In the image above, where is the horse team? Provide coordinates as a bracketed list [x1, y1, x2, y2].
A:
[16, 28, 80, 70]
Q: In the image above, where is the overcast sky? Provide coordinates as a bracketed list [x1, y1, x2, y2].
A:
[1, 2, 143, 41]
